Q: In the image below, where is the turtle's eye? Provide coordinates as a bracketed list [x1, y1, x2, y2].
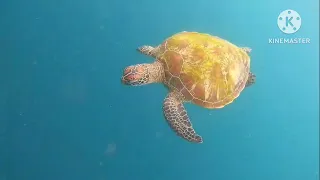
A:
[127, 75, 135, 81]
[122, 74, 136, 84]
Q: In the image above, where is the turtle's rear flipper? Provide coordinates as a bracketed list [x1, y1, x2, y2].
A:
[137, 45, 159, 58]
[246, 72, 256, 87]
[241, 47, 252, 53]
[163, 92, 203, 143]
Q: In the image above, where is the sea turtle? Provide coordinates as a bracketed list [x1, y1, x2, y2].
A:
[121, 31, 256, 143]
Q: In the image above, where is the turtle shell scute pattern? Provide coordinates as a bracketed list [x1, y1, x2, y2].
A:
[156, 31, 250, 109]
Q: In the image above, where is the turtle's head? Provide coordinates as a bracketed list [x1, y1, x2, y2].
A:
[121, 64, 150, 86]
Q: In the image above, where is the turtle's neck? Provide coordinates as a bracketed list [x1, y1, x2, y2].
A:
[143, 61, 164, 84]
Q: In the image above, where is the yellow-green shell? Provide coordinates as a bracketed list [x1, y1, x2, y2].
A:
[156, 31, 250, 108]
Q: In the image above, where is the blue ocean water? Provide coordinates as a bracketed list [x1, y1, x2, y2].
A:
[0, 0, 319, 179]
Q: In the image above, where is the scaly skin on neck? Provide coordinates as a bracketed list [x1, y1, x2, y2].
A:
[145, 61, 164, 83]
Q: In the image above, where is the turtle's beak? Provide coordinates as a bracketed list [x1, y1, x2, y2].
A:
[121, 76, 132, 85]
[121, 67, 132, 85]
[121, 75, 131, 85]
[121, 77, 127, 84]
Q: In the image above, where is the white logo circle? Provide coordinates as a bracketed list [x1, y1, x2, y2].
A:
[277, 9, 302, 34]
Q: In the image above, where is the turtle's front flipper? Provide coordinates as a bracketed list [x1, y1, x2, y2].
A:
[163, 91, 203, 143]
[137, 45, 159, 58]
[246, 72, 256, 87]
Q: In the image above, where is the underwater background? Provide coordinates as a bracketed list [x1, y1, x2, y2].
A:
[0, 0, 319, 179]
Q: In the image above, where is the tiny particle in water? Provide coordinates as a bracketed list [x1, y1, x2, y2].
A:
[105, 143, 116, 156]
[100, 25, 105, 30]
[245, 133, 252, 138]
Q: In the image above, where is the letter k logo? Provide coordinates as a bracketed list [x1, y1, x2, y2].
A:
[286, 17, 294, 27]
[277, 9, 302, 34]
